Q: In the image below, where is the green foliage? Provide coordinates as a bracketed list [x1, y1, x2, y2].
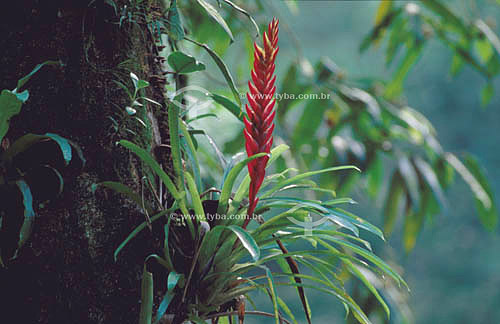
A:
[98, 1, 500, 323]
[0, 62, 83, 264]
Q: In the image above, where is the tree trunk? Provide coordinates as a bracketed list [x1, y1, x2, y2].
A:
[0, 2, 170, 323]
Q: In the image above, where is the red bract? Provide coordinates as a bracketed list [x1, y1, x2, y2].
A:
[243, 18, 279, 229]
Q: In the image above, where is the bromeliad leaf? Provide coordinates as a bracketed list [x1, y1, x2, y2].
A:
[218, 152, 268, 215]
[227, 225, 260, 262]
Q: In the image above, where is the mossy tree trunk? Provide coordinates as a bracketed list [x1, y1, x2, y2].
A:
[0, 1, 171, 323]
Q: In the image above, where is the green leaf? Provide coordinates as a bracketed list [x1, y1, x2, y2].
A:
[118, 140, 180, 200]
[385, 41, 423, 98]
[276, 296, 299, 324]
[403, 191, 428, 252]
[275, 240, 312, 324]
[45, 133, 72, 165]
[366, 154, 383, 198]
[163, 218, 175, 271]
[198, 225, 226, 267]
[475, 38, 494, 64]
[166, 0, 185, 41]
[217, 152, 268, 215]
[0, 90, 23, 142]
[180, 121, 201, 191]
[447, 154, 498, 230]
[136, 80, 150, 90]
[16, 60, 60, 91]
[139, 265, 154, 324]
[114, 209, 172, 261]
[167, 51, 206, 74]
[230, 145, 290, 214]
[345, 260, 390, 318]
[421, 0, 469, 36]
[259, 265, 280, 324]
[398, 155, 420, 209]
[481, 83, 494, 107]
[209, 93, 244, 122]
[383, 171, 405, 236]
[263, 166, 361, 199]
[413, 157, 447, 209]
[185, 37, 241, 106]
[155, 271, 182, 324]
[185, 172, 206, 222]
[374, 0, 393, 26]
[196, 0, 234, 42]
[3, 133, 72, 165]
[221, 0, 259, 36]
[227, 225, 260, 261]
[15, 180, 35, 250]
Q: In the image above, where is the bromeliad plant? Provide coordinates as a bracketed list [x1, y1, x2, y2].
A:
[106, 18, 406, 324]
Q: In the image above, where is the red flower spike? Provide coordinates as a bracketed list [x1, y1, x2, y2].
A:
[242, 18, 279, 229]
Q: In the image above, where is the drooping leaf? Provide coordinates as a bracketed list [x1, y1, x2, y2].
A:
[3, 133, 71, 164]
[185, 37, 241, 106]
[196, 0, 234, 42]
[114, 209, 172, 261]
[15, 180, 35, 250]
[345, 260, 390, 318]
[16, 60, 60, 91]
[209, 93, 244, 122]
[227, 225, 260, 261]
[447, 153, 498, 230]
[221, 0, 259, 36]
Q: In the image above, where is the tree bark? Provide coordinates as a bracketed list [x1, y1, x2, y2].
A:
[0, 1, 170, 323]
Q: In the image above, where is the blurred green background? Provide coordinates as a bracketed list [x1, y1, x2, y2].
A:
[185, 1, 500, 323]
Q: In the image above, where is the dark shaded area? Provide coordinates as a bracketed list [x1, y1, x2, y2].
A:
[0, 1, 170, 323]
